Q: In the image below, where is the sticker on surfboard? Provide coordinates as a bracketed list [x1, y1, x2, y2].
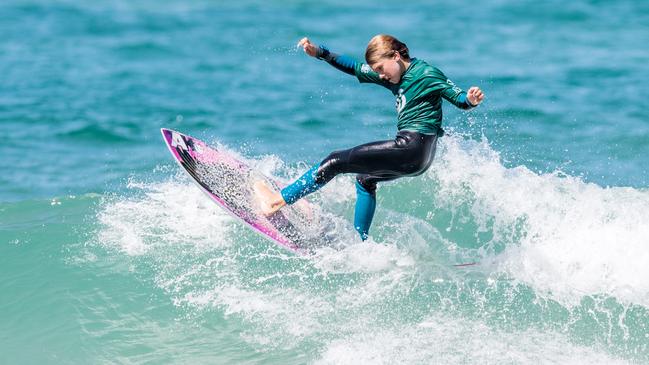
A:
[161, 128, 326, 253]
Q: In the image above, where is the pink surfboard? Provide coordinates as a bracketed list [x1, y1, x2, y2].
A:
[161, 128, 318, 253]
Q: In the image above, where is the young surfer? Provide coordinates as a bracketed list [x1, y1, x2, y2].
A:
[255, 35, 484, 240]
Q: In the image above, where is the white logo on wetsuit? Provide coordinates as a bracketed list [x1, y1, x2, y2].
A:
[396, 88, 406, 114]
[446, 78, 462, 94]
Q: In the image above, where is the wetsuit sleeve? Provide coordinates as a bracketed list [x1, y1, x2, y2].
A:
[317, 46, 392, 88]
[425, 67, 475, 110]
[316, 46, 357, 76]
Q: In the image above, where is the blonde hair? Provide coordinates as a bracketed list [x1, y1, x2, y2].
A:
[364, 34, 410, 65]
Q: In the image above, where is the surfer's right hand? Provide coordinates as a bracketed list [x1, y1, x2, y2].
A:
[298, 37, 319, 58]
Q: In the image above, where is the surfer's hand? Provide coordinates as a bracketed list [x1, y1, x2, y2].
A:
[298, 37, 319, 58]
[467, 87, 484, 106]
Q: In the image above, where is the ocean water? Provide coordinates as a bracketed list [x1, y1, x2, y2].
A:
[1, 0, 648, 363]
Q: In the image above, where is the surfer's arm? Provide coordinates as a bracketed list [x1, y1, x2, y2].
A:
[442, 85, 484, 109]
[315, 45, 357, 76]
[318, 46, 389, 86]
[447, 91, 475, 110]
[299, 37, 388, 86]
[426, 68, 484, 110]
[443, 87, 484, 109]
[299, 37, 356, 76]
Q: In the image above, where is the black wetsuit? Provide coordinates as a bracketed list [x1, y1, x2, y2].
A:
[318, 130, 440, 194]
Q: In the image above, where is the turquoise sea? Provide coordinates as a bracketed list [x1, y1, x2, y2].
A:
[1, 1, 648, 363]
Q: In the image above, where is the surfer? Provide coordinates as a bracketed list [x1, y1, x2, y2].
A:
[255, 35, 484, 240]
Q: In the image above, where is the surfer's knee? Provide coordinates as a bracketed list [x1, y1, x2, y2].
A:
[317, 149, 349, 183]
[356, 175, 377, 195]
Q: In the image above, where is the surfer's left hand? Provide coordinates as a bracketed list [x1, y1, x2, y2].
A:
[467, 87, 484, 106]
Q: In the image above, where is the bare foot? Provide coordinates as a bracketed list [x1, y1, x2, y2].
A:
[253, 181, 286, 216]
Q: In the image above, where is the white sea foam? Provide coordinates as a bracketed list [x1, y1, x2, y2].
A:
[97, 175, 234, 255]
[433, 135, 649, 306]
[93, 140, 646, 363]
[315, 315, 632, 365]
[312, 241, 415, 274]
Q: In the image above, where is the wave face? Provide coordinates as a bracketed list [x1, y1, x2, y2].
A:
[85, 136, 648, 363]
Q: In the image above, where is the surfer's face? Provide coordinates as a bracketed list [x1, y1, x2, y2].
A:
[371, 52, 404, 84]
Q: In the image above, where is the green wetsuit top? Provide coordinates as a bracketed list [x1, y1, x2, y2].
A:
[318, 47, 475, 135]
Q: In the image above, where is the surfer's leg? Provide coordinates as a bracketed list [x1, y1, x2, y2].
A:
[353, 179, 376, 241]
[276, 131, 437, 213]
[256, 163, 327, 216]
[256, 162, 330, 216]
[280, 164, 325, 204]
[351, 132, 439, 239]
[279, 138, 401, 206]
[353, 174, 400, 240]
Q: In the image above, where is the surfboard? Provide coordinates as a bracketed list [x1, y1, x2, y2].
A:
[161, 128, 321, 253]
